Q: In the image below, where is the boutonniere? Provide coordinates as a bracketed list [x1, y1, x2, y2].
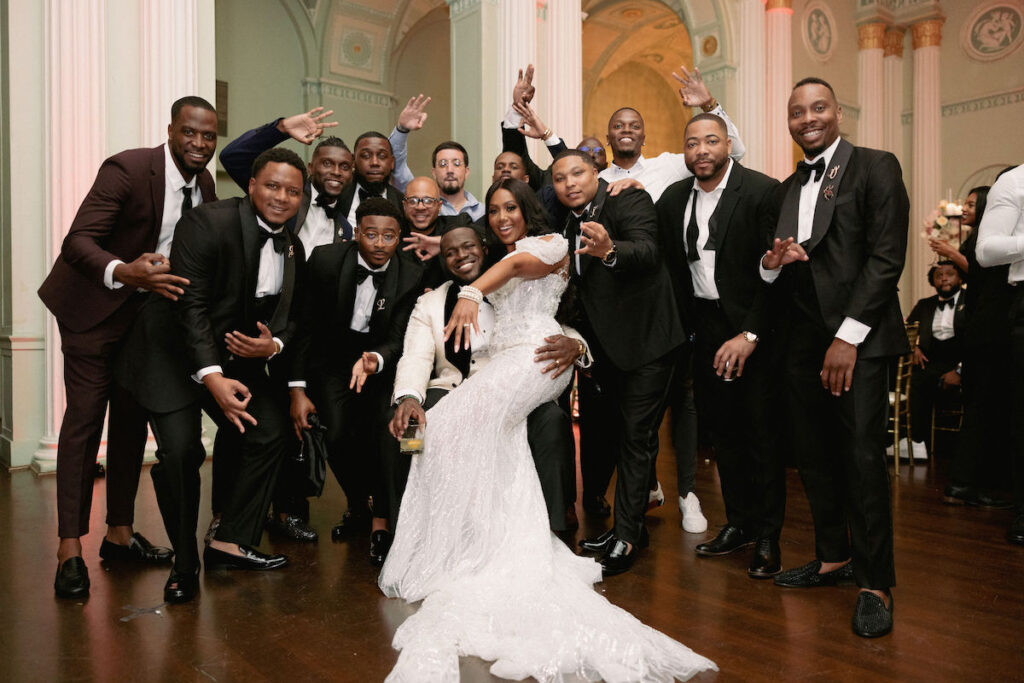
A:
[823, 184, 835, 201]
[375, 298, 386, 311]
[828, 164, 840, 180]
[338, 226, 346, 237]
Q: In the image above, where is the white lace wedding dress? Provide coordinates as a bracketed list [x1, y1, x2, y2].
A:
[379, 235, 716, 682]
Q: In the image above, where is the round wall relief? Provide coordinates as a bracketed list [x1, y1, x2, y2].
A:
[962, 1, 1023, 62]
[802, 1, 836, 63]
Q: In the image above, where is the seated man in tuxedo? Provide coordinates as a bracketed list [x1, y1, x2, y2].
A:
[383, 223, 589, 563]
[288, 198, 424, 563]
[117, 148, 309, 603]
[906, 261, 965, 451]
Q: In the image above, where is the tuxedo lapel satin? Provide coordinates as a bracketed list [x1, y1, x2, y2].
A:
[709, 166, 743, 250]
[336, 247, 357, 328]
[238, 200, 261, 327]
[337, 183, 356, 220]
[369, 257, 399, 333]
[269, 229, 298, 333]
[293, 191, 310, 235]
[775, 179, 801, 242]
[806, 139, 853, 253]
[442, 283, 472, 378]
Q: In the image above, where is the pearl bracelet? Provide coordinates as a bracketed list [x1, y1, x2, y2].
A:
[457, 285, 483, 304]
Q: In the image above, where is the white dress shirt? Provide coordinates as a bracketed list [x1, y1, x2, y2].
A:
[931, 290, 960, 341]
[683, 160, 734, 300]
[759, 136, 870, 346]
[298, 186, 337, 258]
[598, 105, 745, 203]
[346, 183, 387, 226]
[976, 164, 1024, 282]
[104, 143, 204, 289]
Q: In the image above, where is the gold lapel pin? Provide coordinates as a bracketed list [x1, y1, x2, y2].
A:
[828, 164, 840, 180]
[823, 184, 835, 201]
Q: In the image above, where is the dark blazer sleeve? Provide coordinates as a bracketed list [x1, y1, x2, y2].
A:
[739, 177, 782, 335]
[906, 299, 924, 325]
[169, 210, 224, 372]
[372, 265, 424, 370]
[842, 152, 910, 331]
[605, 188, 660, 274]
[501, 123, 544, 192]
[219, 119, 289, 191]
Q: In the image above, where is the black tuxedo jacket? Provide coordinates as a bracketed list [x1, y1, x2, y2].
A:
[771, 140, 910, 359]
[291, 241, 424, 384]
[336, 183, 405, 224]
[565, 181, 685, 371]
[906, 290, 966, 357]
[116, 198, 305, 413]
[657, 162, 779, 336]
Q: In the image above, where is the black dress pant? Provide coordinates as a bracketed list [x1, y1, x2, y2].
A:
[786, 317, 895, 590]
[55, 299, 149, 538]
[692, 299, 784, 540]
[666, 344, 699, 497]
[1009, 287, 1024, 509]
[380, 388, 575, 530]
[149, 367, 290, 573]
[908, 338, 959, 445]
[577, 371, 619, 501]
[951, 341, 1013, 491]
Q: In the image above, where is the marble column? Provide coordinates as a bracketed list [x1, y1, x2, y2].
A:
[765, 0, 793, 180]
[857, 22, 886, 150]
[497, 0, 537, 162]
[736, 0, 767, 173]
[882, 27, 906, 163]
[140, 0, 201, 145]
[910, 18, 944, 307]
[538, 0, 582, 151]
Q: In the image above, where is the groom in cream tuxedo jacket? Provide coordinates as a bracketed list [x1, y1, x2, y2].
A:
[384, 223, 590, 534]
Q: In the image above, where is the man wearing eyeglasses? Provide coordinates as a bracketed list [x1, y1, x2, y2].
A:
[402, 176, 475, 288]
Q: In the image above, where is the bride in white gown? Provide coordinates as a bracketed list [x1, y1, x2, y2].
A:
[379, 178, 716, 682]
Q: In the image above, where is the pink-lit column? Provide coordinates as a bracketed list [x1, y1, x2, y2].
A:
[140, 0, 202, 145]
[539, 0, 582, 150]
[882, 27, 906, 162]
[765, 0, 793, 180]
[857, 22, 886, 149]
[736, 0, 767, 173]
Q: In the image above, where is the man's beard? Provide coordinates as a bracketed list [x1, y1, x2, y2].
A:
[354, 170, 388, 196]
[693, 156, 729, 181]
[440, 178, 461, 195]
[615, 146, 639, 160]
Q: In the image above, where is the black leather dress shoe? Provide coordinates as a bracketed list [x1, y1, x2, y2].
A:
[943, 485, 1012, 509]
[580, 526, 648, 554]
[331, 510, 369, 541]
[54, 557, 90, 599]
[695, 525, 753, 557]
[773, 559, 854, 587]
[1008, 513, 1024, 546]
[851, 591, 893, 638]
[369, 530, 393, 567]
[99, 533, 174, 564]
[747, 538, 782, 579]
[164, 567, 200, 604]
[267, 515, 319, 542]
[203, 545, 288, 570]
[600, 539, 640, 577]
[581, 494, 611, 517]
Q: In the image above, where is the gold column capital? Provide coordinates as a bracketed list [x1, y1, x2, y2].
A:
[911, 18, 944, 49]
[765, 0, 791, 11]
[858, 22, 887, 50]
[884, 27, 906, 58]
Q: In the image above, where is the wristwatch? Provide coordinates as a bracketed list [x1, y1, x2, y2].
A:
[741, 331, 759, 344]
[602, 243, 618, 265]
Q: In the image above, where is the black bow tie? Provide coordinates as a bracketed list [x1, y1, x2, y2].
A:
[358, 188, 379, 202]
[937, 297, 954, 310]
[356, 265, 385, 289]
[314, 193, 339, 219]
[796, 159, 826, 185]
[258, 228, 287, 254]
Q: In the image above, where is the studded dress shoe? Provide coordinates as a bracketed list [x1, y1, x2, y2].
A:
[54, 557, 90, 599]
[851, 591, 893, 638]
[369, 530, 393, 567]
[99, 533, 174, 564]
[1008, 513, 1024, 546]
[204, 517, 221, 546]
[773, 559, 854, 587]
[331, 510, 370, 540]
[747, 538, 782, 579]
[580, 526, 648, 554]
[695, 525, 753, 557]
[203, 545, 288, 570]
[582, 494, 612, 517]
[600, 539, 640, 576]
[267, 515, 318, 542]
[164, 567, 200, 604]
[943, 485, 1012, 509]
[647, 482, 665, 511]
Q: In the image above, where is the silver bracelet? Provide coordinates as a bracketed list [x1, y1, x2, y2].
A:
[457, 285, 483, 304]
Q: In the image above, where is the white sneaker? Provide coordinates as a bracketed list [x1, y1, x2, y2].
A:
[647, 481, 665, 510]
[679, 492, 708, 533]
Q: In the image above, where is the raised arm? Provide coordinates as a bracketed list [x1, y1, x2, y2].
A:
[389, 94, 431, 192]
[976, 169, 1024, 267]
[672, 66, 746, 161]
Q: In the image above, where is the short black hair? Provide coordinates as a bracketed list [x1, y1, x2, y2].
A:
[432, 141, 469, 167]
[251, 148, 307, 185]
[171, 96, 215, 122]
[793, 77, 837, 101]
[609, 107, 642, 122]
[684, 113, 727, 137]
[928, 260, 963, 286]
[355, 131, 390, 149]
[314, 136, 349, 155]
[552, 148, 596, 168]
[356, 197, 403, 226]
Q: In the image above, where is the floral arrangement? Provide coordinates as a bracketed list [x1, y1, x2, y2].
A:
[922, 199, 970, 248]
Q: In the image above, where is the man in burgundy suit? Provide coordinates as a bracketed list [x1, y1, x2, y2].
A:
[37, 96, 218, 598]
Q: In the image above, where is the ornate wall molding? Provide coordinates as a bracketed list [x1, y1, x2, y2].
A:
[304, 78, 396, 108]
[911, 17, 944, 49]
[901, 86, 1024, 124]
[961, 1, 1024, 62]
[801, 1, 837, 62]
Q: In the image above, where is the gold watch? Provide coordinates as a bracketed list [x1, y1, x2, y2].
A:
[742, 331, 759, 344]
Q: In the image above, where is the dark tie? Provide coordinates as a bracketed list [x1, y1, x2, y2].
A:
[356, 265, 385, 289]
[315, 193, 338, 219]
[358, 188, 376, 202]
[796, 159, 826, 185]
[937, 297, 953, 310]
[258, 228, 287, 254]
[685, 189, 700, 263]
[181, 186, 193, 213]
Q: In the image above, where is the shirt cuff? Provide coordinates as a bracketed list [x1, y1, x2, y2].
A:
[268, 337, 284, 359]
[502, 105, 523, 129]
[836, 317, 871, 347]
[393, 389, 424, 405]
[372, 351, 385, 373]
[194, 365, 223, 383]
[601, 254, 617, 268]
[390, 125, 408, 140]
[288, 381, 307, 388]
[759, 262, 782, 283]
[105, 259, 125, 289]
[545, 136, 563, 148]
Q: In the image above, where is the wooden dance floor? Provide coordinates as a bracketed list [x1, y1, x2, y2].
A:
[1, 425, 1022, 682]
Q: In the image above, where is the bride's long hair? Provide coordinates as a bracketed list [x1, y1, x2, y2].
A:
[483, 177, 580, 327]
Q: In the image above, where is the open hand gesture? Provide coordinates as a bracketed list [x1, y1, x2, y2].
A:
[113, 253, 190, 301]
[513, 65, 536, 106]
[398, 94, 431, 131]
[278, 107, 338, 145]
[761, 237, 808, 270]
[513, 101, 549, 139]
[225, 322, 277, 359]
[402, 232, 441, 261]
[671, 66, 713, 108]
[349, 351, 380, 393]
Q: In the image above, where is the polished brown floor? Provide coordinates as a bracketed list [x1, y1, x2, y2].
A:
[1, 426, 1022, 682]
